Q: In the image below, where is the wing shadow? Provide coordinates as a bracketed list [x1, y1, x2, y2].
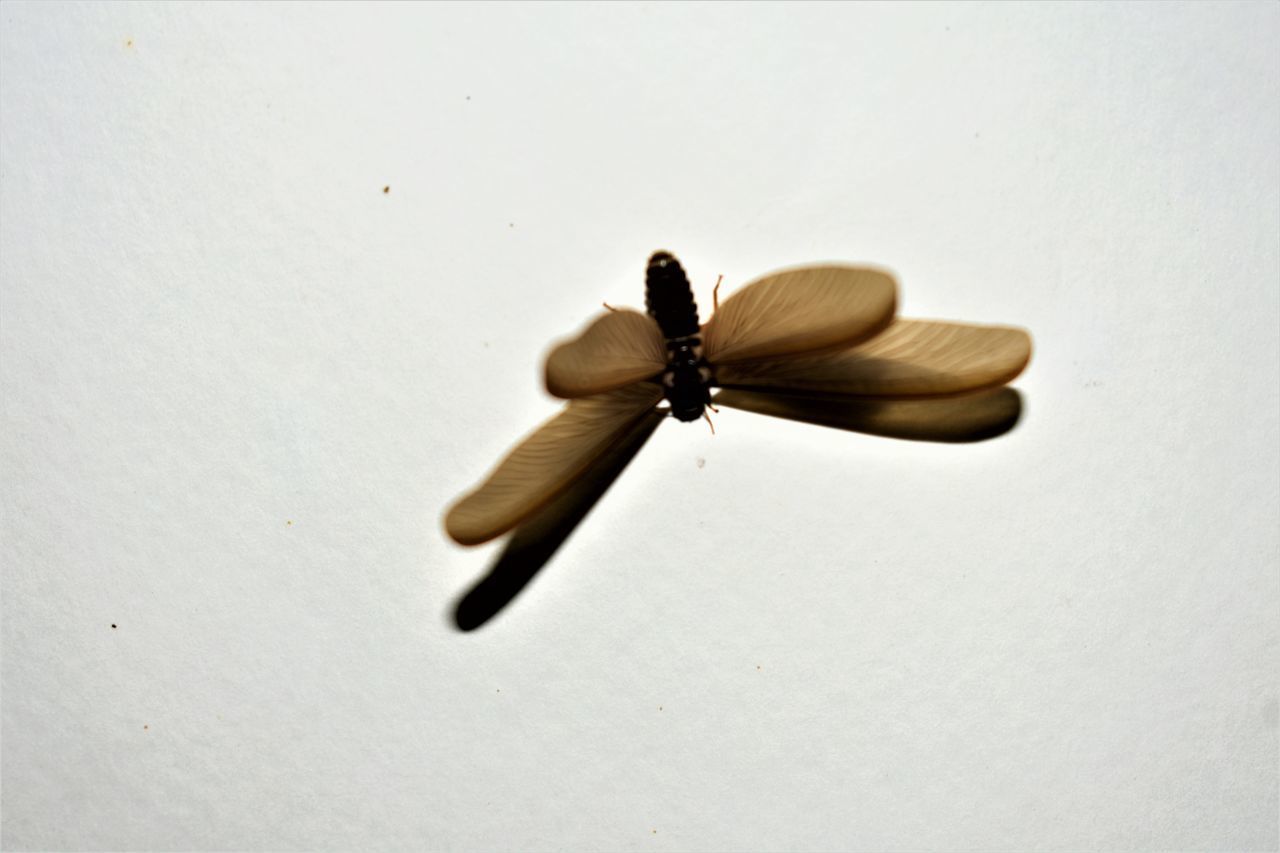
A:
[452, 410, 666, 632]
[454, 386, 1020, 629]
[713, 386, 1023, 442]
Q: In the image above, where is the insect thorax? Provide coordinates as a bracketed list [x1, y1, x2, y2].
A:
[646, 251, 712, 422]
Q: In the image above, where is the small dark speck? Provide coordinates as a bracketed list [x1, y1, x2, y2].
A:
[483, 341, 490, 348]
[508, 222, 514, 228]
[111, 624, 117, 629]
[695, 457, 705, 469]
[465, 95, 471, 101]
[125, 38, 133, 48]
[756, 665, 762, 671]
[143, 724, 149, 730]
[496, 688, 500, 693]
[658, 705, 663, 711]
[383, 185, 390, 194]
[974, 132, 980, 138]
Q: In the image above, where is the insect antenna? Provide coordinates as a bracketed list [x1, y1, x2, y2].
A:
[712, 275, 723, 312]
[703, 409, 716, 434]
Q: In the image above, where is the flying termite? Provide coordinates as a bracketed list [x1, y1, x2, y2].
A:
[445, 251, 1031, 546]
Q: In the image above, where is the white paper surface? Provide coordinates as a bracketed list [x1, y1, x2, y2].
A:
[2, 3, 1277, 850]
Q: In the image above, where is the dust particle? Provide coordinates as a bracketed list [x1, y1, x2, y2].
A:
[111, 624, 117, 629]
[658, 705, 663, 711]
[286, 520, 293, 526]
[695, 457, 705, 469]
[756, 665, 762, 671]
[143, 724, 149, 730]
[383, 185, 390, 194]
[125, 38, 133, 48]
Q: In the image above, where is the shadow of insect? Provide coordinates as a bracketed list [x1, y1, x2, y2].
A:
[447, 252, 1032, 630]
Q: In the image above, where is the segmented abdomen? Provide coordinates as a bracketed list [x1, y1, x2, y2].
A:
[645, 251, 700, 340]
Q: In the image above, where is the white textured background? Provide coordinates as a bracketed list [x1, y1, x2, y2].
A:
[2, 3, 1277, 850]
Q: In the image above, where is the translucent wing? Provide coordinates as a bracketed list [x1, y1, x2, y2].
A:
[545, 309, 667, 398]
[702, 265, 897, 365]
[445, 383, 664, 546]
[714, 386, 1023, 443]
[715, 318, 1032, 398]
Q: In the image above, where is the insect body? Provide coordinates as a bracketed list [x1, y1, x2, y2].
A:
[644, 251, 711, 422]
[445, 251, 1032, 546]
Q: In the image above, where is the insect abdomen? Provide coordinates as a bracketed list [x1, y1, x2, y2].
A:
[645, 252, 700, 339]
[645, 251, 711, 422]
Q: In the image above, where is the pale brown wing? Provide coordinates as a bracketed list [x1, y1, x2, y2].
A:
[701, 265, 897, 365]
[714, 386, 1023, 443]
[445, 383, 664, 546]
[715, 318, 1032, 398]
[544, 309, 667, 398]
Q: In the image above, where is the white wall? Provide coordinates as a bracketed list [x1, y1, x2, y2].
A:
[2, 2, 1276, 850]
